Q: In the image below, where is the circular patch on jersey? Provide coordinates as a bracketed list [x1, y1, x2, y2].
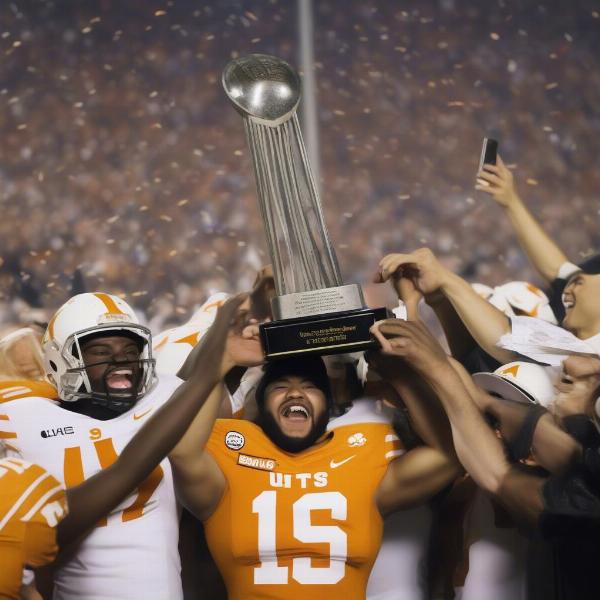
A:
[347, 432, 367, 447]
[225, 430, 245, 451]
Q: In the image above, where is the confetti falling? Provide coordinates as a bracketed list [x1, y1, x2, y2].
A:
[0, 0, 596, 329]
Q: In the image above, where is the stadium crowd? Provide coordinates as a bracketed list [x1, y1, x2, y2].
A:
[0, 0, 598, 330]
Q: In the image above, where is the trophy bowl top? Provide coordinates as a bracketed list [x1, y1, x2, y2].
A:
[222, 54, 301, 125]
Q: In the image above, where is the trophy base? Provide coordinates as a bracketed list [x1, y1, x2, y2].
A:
[260, 307, 391, 360]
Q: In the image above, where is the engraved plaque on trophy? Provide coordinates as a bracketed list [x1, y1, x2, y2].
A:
[223, 54, 388, 359]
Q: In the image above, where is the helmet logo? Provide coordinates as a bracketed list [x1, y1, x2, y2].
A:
[499, 364, 520, 378]
[97, 313, 132, 325]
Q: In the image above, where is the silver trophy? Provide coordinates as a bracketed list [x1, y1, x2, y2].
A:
[223, 54, 387, 358]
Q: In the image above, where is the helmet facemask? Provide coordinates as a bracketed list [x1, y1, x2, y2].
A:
[54, 324, 156, 414]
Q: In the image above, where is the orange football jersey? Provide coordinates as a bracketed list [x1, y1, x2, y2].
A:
[0, 380, 58, 403]
[204, 418, 401, 600]
[0, 457, 67, 599]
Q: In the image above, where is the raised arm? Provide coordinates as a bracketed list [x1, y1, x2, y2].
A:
[369, 278, 455, 454]
[424, 293, 479, 363]
[376, 248, 516, 363]
[370, 308, 461, 514]
[372, 318, 546, 526]
[169, 304, 264, 520]
[449, 357, 581, 474]
[370, 365, 451, 459]
[476, 155, 569, 282]
[384, 264, 480, 363]
[58, 295, 253, 548]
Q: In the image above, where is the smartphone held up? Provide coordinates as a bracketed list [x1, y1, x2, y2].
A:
[478, 138, 498, 171]
[476, 138, 499, 187]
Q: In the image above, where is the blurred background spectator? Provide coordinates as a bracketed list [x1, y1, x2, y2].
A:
[0, 0, 598, 330]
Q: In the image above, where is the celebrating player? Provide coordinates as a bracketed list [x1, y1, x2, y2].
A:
[0, 294, 254, 599]
[167, 314, 460, 599]
[0, 292, 253, 599]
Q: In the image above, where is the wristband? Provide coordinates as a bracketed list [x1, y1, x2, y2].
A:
[506, 405, 547, 461]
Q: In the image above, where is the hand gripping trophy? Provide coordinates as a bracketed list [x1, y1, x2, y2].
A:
[223, 54, 387, 359]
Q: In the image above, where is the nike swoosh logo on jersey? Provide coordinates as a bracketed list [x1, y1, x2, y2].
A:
[133, 407, 154, 420]
[329, 455, 356, 469]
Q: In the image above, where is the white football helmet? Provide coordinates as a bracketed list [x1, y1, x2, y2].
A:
[42, 293, 156, 411]
[472, 281, 557, 324]
[473, 361, 556, 408]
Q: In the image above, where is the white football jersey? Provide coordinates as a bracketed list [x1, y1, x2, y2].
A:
[0, 375, 184, 600]
[460, 489, 527, 600]
[328, 398, 432, 600]
[153, 293, 229, 377]
[153, 292, 259, 417]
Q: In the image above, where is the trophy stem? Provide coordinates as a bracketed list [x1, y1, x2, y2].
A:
[291, 114, 343, 284]
[246, 119, 288, 296]
[244, 114, 343, 296]
[274, 121, 321, 289]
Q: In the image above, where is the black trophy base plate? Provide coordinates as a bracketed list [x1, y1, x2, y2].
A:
[260, 307, 391, 360]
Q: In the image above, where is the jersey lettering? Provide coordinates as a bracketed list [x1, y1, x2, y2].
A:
[269, 471, 329, 489]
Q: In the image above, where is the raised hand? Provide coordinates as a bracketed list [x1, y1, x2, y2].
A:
[178, 295, 263, 381]
[393, 275, 423, 320]
[370, 318, 449, 377]
[374, 248, 450, 297]
[475, 155, 519, 208]
[223, 317, 264, 373]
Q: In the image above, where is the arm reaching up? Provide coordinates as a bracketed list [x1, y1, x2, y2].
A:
[58, 295, 253, 548]
[169, 299, 264, 520]
[370, 318, 547, 526]
[368, 279, 455, 455]
[370, 302, 461, 514]
[449, 357, 581, 474]
[375, 248, 516, 363]
[475, 155, 569, 282]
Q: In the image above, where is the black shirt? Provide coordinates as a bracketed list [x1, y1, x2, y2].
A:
[533, 420, 600, 600]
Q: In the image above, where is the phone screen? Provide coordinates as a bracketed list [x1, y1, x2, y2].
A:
[478, 138, 498, 172]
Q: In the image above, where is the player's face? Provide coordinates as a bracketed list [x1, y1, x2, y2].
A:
[263, 375, 328, 441]
[80, 335, 143, 398]
[562, 273, 600, 335]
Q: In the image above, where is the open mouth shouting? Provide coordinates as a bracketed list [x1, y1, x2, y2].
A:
[279, 399, 313, 435]
[105, 367, 136, 391]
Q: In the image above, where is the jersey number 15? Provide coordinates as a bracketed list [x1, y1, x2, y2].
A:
[253, 490, 347, 585]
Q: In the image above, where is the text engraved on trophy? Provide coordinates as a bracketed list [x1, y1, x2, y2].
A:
[298, 325, 358, 346]
[273, 285, 365, 320]
[292, 288, 351, 315]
